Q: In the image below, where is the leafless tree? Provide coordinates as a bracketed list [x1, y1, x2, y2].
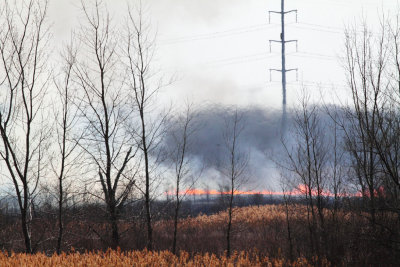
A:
[52, 40, 83, 254]
[321, 103, 349, 262]
[341, 16, 400, 253]
[281, 91, 329, 257]
[341, 19, 389, 226]
[168, 104, 200, 254]
[0, 0, 51, 253]
[124, 3, 169, 251]
[328, 113, 345, 217]
[74, 0, 138, 249]
[219, 109, 249, 257]
[370, 16, 400, 218]
[277, 169, 295, 261]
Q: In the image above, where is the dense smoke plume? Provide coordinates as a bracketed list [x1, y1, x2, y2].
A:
[164, 105, 286, 190]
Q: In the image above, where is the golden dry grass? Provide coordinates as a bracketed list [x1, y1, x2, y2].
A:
[0, 249, 330, 267]
[0, 205, 340, 266]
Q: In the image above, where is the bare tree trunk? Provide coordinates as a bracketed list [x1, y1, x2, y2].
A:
[170, 105, 198, 254]
[110, 206, 120, 248]
[306, 185, 317, 256]
[125, 4, 168, 251]
[141, 117, 153, 251]
[172, 199, 180, 254]
[22, 187, 32, 253]
[281, 189, 293, 261]
[343, 23, 384, 229]
[220, 110, 248, 258]
[57, 174, 64, 254]
[54, 43, 78, 255]
[226, 185, 234, 257]
[75, 1, 137, 249]
[280, 91, 330, 259]
[0, 0, 50, 253]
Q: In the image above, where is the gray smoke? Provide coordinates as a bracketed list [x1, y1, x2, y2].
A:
[163, 104, 349, 191]
[164, 105, 286, 189]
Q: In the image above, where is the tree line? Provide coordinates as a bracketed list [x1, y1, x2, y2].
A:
[0, 0, 400, 265]
[0, 0, 250, 255]
[277, 15, 400, 264]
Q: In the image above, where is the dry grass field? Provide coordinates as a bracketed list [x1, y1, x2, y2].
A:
[0, 249, 330, 267]
[0, 204, 396, 266]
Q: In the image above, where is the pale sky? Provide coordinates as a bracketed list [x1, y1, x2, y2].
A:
[49, 0, 400, 110]
[47, 0, 400, 191]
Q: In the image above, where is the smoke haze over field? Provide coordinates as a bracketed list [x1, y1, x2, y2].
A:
[163, 104, 349, 191]
[164, 105, 286, 190]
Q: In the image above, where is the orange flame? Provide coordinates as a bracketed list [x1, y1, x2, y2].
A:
[166, 184, 361, 198]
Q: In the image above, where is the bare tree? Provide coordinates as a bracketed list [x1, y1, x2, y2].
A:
[281, 91, 329, 258]
[124, 4, 169, 251]
[168, 104, 200, 254]
[52, 40, 83, 254]
[275, 168, 295, 261]
[74, 1, 137, 249]
[321, 103, 349, 263]
[370, 16, 400, 218]
[342, 19, 388, 226]
[341, 15, 400, 253]
[0, 0, 51, 253]
[219, 109, 248, 257]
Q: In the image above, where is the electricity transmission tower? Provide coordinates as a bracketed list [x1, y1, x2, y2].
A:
[269, 0, 298, 131]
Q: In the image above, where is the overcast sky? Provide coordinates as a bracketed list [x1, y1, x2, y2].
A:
[47, 0, 400, 190]
[49, 0, 400, 110]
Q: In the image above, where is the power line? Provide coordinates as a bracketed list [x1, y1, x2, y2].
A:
[289, 24, 343, 34]
[301, 0, 400, 8]
[159, 24, 279, 45]
[291, 23, 377, 36]
[157, 1, 393, 46]
[169, 50, 337, 71]
[163, 53, 280, 74]
[298, 22, 344, 31]
[163, 49, 338, 74]
[289, 80, 347, 89]
[269, 80, 348, 91]
[207, 51, 337, 66]
[194, 53, 280, 69]
[204, 54, 278, 67]
[292, 51, 338, 61]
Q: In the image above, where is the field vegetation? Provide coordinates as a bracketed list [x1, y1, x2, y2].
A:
[0, 249, 331, 267]
[0, 203, 397, 266]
